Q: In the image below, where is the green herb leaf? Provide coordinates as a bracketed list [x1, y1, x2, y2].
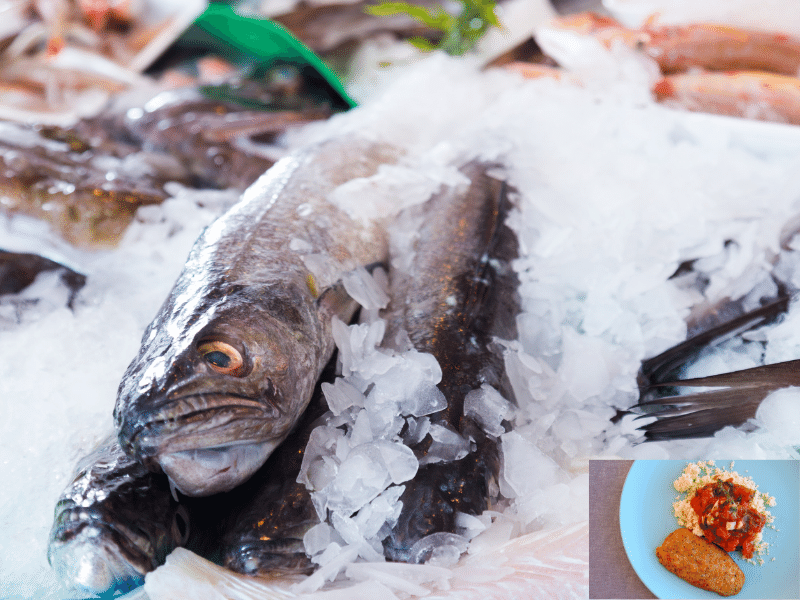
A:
[365, 0, 501, 56]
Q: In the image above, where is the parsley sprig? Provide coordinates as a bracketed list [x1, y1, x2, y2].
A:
[365, 0, 500, 56]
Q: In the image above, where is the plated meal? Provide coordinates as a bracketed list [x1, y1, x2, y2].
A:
[656, 461, 776, 596]
[619, 460, 798, 599]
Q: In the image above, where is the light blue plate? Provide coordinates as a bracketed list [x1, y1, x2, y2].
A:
[619, 460, 799, 599]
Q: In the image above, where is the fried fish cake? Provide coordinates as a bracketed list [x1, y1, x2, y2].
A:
[656, 528, 745, 596]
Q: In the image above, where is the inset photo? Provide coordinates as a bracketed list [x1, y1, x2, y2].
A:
[590, 459, 799, 599]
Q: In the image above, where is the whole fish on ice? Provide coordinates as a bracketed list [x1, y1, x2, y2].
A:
[200, 160, 519, 575]
[48, 436, 188, 594]
[114, 137, 400, 496]
[380, 160, 520, 561]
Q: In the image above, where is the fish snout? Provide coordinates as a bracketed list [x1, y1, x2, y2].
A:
[48, 518, 150, 594]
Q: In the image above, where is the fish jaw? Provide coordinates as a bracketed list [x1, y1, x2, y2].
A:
[159, 439, 281, 496]
[48, 511, 157, 594]
[125, 397, 306, 496]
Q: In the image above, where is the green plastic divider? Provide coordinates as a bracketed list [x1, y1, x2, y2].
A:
[191, 3, 357, 109]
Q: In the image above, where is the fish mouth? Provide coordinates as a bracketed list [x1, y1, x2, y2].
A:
[128, 393, 281, 455]
[122, 393, 289, 496]
[49, 514, 153, 593]
[159, 440, 280, 496]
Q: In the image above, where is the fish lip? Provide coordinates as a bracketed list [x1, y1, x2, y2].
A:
[125, 392, 281, 455]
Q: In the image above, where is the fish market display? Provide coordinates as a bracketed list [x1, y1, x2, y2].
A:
[10, 6, 800, 594]
[47, 436, 188, 594]
[114, 136, 400, 497]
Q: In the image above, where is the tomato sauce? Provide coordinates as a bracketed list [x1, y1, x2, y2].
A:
[689, 479, 766, 558]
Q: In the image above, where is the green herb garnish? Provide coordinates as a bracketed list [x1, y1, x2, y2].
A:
[365, 0, 500, 56]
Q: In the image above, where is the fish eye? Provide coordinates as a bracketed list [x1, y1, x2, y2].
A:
[197, 340, 247, 376]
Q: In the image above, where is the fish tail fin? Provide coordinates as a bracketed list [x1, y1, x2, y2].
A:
[638, 294, 790, 388]
[632, 360, 800, 440]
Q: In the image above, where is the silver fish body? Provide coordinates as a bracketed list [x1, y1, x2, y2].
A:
[381, 161, 520, 562]
[48, 436, 188, 594]
[114, 138, 399, 496]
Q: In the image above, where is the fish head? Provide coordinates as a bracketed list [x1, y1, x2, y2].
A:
[48, 505, 189, 594]
[48, 463, 189, 595]
[114, 283, 325, 496]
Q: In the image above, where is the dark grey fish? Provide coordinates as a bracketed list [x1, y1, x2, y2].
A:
[211, 161, 520, 576]
[114, 137, 400, 496]
[0, 249, 85, 306]
[631, 296, 796, 440]
[0, 120, 185, 247]
[48, 436, 188, 594]
[0, 75, 334, 248]
[380, 161, 520, 562]
[111, 87, 330, 190]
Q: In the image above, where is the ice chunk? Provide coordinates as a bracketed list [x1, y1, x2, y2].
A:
[293, 544, 360, 594]
[303, 523, 333, 557]
[500, 431, 563, 498]
[309, 439, 417, 517]
[403, 416, 431, 446]
[321, 379, 365, 416]
[298, 426, 345, 491]
[328, 162, 469, 224]
[374, 439, 418, 484]
[419, 424, 471, 466]
[341, 266, 390, 310]
[289, 237, 313, 252]
[756, 387, 800, 445]
[463, 384, 514, 437]
[330, 513, 384, 562]
[353, 486, 405, 539]
[409, 532, 469, 565]
[349, 410, 374, 447]
[405, 381, 447, 417]
[455, 511, 488, 540]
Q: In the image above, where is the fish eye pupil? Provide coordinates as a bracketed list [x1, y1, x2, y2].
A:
[205, 351, 231, 368]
